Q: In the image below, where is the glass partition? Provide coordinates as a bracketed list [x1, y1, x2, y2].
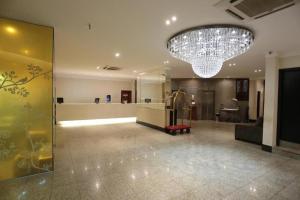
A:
[137, 69, 169, 103]
[0, 18, 53, 181]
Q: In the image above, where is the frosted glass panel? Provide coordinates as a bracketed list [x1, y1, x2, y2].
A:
[0, 18, 53, 181]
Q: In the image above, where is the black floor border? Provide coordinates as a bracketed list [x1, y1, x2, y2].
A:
[136, 121, 166, 132]
[262, 144, 272, 152]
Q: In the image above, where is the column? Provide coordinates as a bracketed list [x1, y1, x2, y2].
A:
[262, 52, 280, 152]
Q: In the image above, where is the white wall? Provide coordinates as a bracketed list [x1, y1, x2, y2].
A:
[55, 76, 135, 103]
[140, 83, 163, 103]
[137, 78, 164, 103]
[263, 54, 300, 147]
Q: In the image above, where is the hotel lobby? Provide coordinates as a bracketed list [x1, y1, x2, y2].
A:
[1, 0, 300, 200]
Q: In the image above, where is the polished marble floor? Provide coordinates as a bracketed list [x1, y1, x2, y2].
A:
[1, 121, 300, 200]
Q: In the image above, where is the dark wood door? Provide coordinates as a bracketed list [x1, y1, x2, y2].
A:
[278, 68, 300, 144]
[256, 91, 261, 119]
[236, 79, 249, 101]
[121, 90, 132, 103]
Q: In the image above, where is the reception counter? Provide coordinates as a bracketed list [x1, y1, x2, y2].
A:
[56, 103, 166, 130]
[56, 103, 137, 122]
[136, 103, 166, 129]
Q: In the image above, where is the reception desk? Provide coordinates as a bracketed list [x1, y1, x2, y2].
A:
[56, 103, 166, 131]
[136, 103, 166, 129]
[219, 108, 240, 122]
[56, 103, 137, 122]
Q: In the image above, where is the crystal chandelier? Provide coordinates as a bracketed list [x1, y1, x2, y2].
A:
[167, 25, 254, 78]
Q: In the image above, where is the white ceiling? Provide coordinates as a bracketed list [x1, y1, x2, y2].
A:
[1, 0, 300, 79]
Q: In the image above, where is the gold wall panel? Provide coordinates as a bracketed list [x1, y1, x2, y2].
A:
[0, 18, 53, 181]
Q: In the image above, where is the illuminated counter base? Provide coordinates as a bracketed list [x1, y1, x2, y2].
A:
[136, 103, 166, 130]
[56, 103, 137, 123]
[56, 103, 166, 131]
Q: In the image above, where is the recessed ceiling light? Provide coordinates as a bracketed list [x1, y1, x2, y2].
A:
[258, 69, 262, 72]
[233, 63, 236, 66]
[133, 70, 137, 73]
[115, 52, 120, 58]
[165, 20, 171, 26]
[229, 63, 232, 67]
[254, 70, 258, 73]
[96, 66, 101, 69]
[24, 49, 29, 55]
[171, 16, 177, 22]
[163, 60, 169, 64]
[139, 72, 146, 75]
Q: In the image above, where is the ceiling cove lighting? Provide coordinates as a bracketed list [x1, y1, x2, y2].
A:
[167, 24, 254, 78]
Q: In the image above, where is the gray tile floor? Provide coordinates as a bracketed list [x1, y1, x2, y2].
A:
[1, 121, 300, 200]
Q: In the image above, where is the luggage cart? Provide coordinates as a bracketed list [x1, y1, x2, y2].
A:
[166, 89, 192, 135]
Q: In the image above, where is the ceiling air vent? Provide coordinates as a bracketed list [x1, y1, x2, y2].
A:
[215, 0, 299, 21]
[225, 9, 245, 20]
[102, 65, 121, 71]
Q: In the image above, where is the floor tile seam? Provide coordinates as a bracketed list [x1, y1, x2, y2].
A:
[77, 183, 112, 200]
[258, 183, 286, 199]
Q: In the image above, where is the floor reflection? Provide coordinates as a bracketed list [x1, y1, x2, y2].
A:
[0, 121, 299, 200]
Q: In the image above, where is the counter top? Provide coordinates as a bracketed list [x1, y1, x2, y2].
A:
[220, 108, 240, 112]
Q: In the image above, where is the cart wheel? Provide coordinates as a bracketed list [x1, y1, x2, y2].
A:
[186, 128, 190, 133]
[180, 129, 183, 134]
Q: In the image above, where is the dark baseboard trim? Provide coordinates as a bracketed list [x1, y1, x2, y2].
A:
[136, 121, 165, 132]
[262, 144, 272, 152]
[235, 138, 262, 146]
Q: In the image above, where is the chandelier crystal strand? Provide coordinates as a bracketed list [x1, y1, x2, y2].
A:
[167, 25, 254, 78]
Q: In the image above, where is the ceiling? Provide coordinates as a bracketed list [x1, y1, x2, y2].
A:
[1, 0, 300, 79]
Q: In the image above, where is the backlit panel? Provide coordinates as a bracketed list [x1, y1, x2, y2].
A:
[0, 18, 53, 181]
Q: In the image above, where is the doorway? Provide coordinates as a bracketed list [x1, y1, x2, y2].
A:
[278, 67, 300, 145]
[200, 90, 215, 120]
[121, 90, 132, 103]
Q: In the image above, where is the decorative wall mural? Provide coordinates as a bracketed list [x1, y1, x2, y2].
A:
[0, 18, 53, 181]
[0, 64, 51, 97]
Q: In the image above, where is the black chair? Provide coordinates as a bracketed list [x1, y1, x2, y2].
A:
[235, 117, 263, 145]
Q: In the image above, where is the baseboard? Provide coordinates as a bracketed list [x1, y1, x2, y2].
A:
[136, 121, 165, 132]
[262, 144, 272, 152]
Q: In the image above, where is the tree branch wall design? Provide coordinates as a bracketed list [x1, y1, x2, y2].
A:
[0, 64, 51, 97]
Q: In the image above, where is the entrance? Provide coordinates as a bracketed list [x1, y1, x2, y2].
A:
[278, 67, 300, 144]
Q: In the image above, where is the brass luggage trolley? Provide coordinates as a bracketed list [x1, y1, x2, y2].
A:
[166, 89, 192, 135]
